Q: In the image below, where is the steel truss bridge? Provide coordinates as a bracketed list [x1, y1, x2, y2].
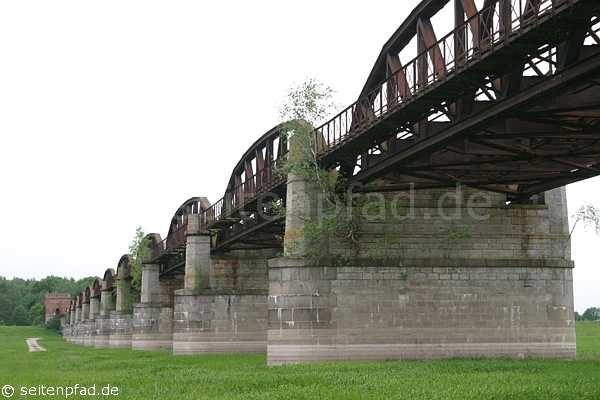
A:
[150, 0, 600, 276]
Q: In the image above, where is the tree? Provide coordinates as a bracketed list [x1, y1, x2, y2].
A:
[278, 79, 368, 256]
[13, 305, 29, 326]
[568, 205, 600, 246]
[582, 307, 600, 321]
[28, 303, 45, 326]
[46, 315, 61, 332]
[74, 277, 96, 295]
[128, 226, 150, 293]
[573, 205, 600, 233]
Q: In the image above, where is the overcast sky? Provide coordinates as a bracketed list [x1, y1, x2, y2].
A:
[0, 1, 597, 312]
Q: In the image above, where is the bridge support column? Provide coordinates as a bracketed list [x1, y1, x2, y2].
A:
[109, 267, 134, 349]
[95, 284, 115, 348]
[267, 187, 576, 364]
[81, 299, 93, 347]
[173, 244, 273, 355]
[184, 231, 211, 290]
[74, 304, 82, 345]
[85, 294, 100, 347]
[67, 308, 76, 343]
[108, 311, 132, 349]
[132, 263, 174, 351]
[283, 129, 324, 257]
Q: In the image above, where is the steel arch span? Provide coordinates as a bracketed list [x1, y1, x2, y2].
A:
[154, 0, 600, 257]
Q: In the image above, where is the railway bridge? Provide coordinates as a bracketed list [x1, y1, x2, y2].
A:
[64, 0, 600, 364]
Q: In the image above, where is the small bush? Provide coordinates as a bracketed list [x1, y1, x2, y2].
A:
[45, 315, 61, 332]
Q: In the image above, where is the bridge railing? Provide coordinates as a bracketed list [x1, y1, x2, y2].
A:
[201, 161, 287, 231]
[315, 0, 563, 153]
[166, 224, 187, 250]
[149, 224, 189, 259]
[148, 239, 165, 260]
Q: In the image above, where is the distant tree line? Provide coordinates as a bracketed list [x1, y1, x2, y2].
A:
[576, 308, 600, 322]
[0, 227, 148, 328]
[0, 276, 95, 326]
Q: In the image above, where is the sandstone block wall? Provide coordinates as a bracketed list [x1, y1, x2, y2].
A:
[131, 273, 183, 351]
[267, 257, 575, 364]
[132, 304, 174, 350]
[94, 316, 111, 348]
[173, 292, 268, 354]
[172, 250, 273, 355]
[108, 312, 132, 348]
[270, 186, 574, 364]
[328, 188, 570, 261]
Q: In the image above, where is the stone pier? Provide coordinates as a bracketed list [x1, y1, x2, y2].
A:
[266, 169, 575, 364]
[74, 295, 83, 345]
[108, 256, 136, 348]
[132, 248, 182, 351]
[81, 292, 92, 347]
[172, 216, 273, 355]
[65, 301, 76, 343]
[95, 269, 116, 348]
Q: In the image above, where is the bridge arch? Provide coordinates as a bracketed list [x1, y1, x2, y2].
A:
[165, 197, 210, 251]
[313, 0, 600, 199]
[114, 255, 135, 313]
[148, 197, 211, 276]
[116, 255, 132, 280]
[203, 123, 290, 251]
[223, 123, 288, 211]
[102, 268, 116, 291]
[91, 278, 102, 298]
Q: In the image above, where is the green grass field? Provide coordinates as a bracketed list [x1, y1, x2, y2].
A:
[1, 324, 599, 399]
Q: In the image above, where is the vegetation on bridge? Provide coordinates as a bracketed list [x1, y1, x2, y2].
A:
[277, 79, 375, 257]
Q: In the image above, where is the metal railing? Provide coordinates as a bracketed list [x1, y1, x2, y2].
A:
[201, 159, 287, 231]
[314, 0, 567, 152]
[148, 222, 189, 260]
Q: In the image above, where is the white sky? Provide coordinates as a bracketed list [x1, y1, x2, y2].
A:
[0, 1, 597, 313]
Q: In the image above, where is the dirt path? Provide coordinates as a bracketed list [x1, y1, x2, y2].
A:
[26, 337, 46, 352]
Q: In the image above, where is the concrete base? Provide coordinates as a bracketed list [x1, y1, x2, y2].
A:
[267, 342, 577, 365]
[267, 257, 576, 365]
[172, 289, 267, 355]
[71, 325, 83, 345]
[82, 321, 95, 347]
[131, 304, 173, 351]
[94, 316, 111, 348]
[108, 312, 132, 348]
[62, 327, 71, 342]
[94, 335, 110, 348]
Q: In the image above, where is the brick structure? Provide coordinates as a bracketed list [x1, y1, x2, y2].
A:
[44, 293, 71, 323]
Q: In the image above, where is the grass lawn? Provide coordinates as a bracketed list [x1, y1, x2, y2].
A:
[1, 323, 599, 399]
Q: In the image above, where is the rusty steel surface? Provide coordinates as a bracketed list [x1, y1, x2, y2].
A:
[314, 0, 600, 199]
[148, 197, 211, 274]
[149, 0, 600, 258]
[202, 123, 289, 252]
[316, 0, 588, 152]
